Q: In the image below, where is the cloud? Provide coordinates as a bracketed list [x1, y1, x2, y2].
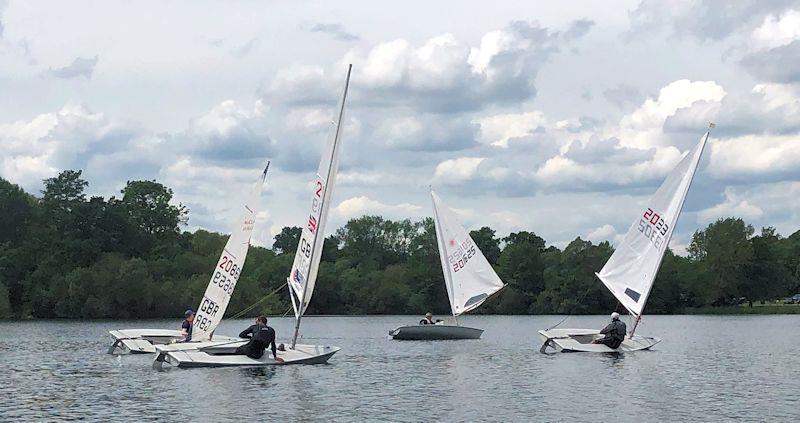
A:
[48, 55, 99, 79]
[750, 8, 800, 49]
[603, 84, 642, 108]
[741, 40, 800, 83]
[375, 114, 478, 151]
[0, 0, 7, 39]
[309, 23, 360, 42]
[586, 224, 621, 244]
[563, 19, 595, 41]
[475, 111, 547, 147]
[180, 99, 273, 163]
[230, 38, 259, 59]
[0, 104, 144, 191]
[628, 0, 797, 41]
[698, 188, 765, 223]
[333, 196, 422, 220]
[267, 20, 592, 113]
[618, 79, 725, 148]
[432, 157, 486, 185]
[707, 134, 800, 181]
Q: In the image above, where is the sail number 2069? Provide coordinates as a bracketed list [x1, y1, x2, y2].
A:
[637, 208, 669, 249]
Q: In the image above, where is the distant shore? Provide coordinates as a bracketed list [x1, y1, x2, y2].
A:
[4, 306, 800, 320]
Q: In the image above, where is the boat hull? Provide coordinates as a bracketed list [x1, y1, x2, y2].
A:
[108, 329, 238, 355]
[389, 325, 483, 340]
[538, 328, 660, 353]
[154, 342, 340, 368]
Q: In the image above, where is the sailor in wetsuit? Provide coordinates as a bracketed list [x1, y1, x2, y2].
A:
[235, 316, 284, 362]
[592, 312, 627, 349]
[419, 312, 435, 325]
[180, 309, 194, 342]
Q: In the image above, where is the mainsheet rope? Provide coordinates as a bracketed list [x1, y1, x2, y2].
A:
[229, 281, 288, 320]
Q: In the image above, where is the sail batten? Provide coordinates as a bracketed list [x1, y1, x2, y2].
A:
[431, 190, 505, 318]
[191, 165, 269, 342]
[287, 65, 351, 323]
[596, 131, 710, 318]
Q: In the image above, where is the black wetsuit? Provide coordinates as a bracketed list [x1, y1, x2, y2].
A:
[419, 318, 434, 325]
[597, 319, 627, 349]
[235, 324, 277, 359]
[181, 319, 192, 341]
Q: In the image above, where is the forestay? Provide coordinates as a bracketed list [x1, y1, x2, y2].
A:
[191, 165, 269, 342]
[596, 131, 710, 317]
[431, 190, 505, 316]
[288, 65, 351, 319]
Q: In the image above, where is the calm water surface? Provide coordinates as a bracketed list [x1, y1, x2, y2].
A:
[2, 315, 799, 422]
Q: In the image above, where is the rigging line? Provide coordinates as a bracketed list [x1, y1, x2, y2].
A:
[545, 285, 594, 331]
[229, 281, 288, 320]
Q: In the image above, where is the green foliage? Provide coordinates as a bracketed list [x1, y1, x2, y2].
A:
[1, 171, 799, 318]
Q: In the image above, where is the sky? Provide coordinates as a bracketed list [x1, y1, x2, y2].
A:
[1, 0, 799, 253]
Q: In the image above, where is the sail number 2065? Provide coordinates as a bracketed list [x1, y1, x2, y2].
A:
[637, 208, 669, 249]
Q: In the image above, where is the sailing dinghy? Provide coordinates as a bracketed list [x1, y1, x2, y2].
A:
[108, 164, 270, 354]
[539, 127, 712, 353]
[153, 65, 351, 368]
[390, 189, 505, 340]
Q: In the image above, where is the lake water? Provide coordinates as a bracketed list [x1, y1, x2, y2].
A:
[2, 315, 799, 422]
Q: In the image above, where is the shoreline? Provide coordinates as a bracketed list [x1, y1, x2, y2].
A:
[3, 306, 800, 321]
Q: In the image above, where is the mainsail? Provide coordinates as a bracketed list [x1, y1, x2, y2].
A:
[287, 65, 351, 341]
[431, 190, 505, 317]
[192, 164, 270, 342]
[596, 130, 710, 319]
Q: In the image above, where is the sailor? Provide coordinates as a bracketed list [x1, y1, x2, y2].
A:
[419, 312, 435, 325]
[592, 312, 627, 349]
[180, 309, 194, 342]
[235, 316, 284, 362]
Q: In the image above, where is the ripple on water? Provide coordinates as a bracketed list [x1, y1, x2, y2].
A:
[1, 315, 799, 421]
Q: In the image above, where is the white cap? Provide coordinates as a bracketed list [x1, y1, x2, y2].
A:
[611, 312, 620, 320]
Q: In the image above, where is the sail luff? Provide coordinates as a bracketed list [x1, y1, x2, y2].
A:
[288, 65, 351, 347]
[191, 164, 269, 342]
[431, 190, 458, 318]
[634, 130, 710, 319]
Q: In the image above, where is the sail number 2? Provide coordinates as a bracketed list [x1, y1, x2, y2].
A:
[638, 208, 669, 249]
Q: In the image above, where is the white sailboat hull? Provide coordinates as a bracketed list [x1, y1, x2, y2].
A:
[108, 329, 239, 354]
[538, 328, 660, 353]
[389, 325, 483, 340]
[153, 341, 340, 368]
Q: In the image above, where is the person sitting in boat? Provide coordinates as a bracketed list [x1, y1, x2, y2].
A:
[235, 316, 284, 362]
[592, 312, 627, 349]
[419, 312, 435, 325]
[179, 309, 194, 342]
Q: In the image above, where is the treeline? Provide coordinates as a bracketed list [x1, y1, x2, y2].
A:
[1, 171, 799, 319]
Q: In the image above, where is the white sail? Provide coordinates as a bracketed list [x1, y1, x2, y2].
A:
[192, 164, 270, 342]
[287, 65, 351, 319]
[431, 190, 505, 317]
[596, 131, 710, 317]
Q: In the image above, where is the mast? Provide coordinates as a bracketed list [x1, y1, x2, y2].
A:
[431, 188, 459, 326]
[629, 124, 712, 337]
[290, 64, 352, 348]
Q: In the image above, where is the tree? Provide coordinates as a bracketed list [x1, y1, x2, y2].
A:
[689, 218, 754, 305]
[470, 226, 501, 264]
[0, 178, 33, 244]
[273, 226, 302, 255]
[121, 180, 187, 237]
